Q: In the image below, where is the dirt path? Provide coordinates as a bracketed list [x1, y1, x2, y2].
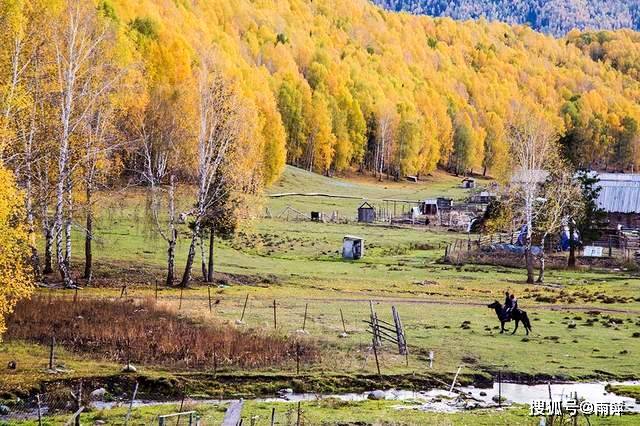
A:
[300, 296, 640, 315]
[156, 291, 640, 315]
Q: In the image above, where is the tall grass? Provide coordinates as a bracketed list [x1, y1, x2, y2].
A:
[6, 296, 317, 369]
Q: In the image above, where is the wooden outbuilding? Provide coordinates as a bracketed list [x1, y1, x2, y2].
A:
[357, 201, 376, 223]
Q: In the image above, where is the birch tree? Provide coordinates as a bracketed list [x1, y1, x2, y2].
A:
[137, 90, 191, 286]
[507, 104, 559, 284]
[375, 103, 395, 180]
[179, 64, 241, 287]
[535, 166, 583, 282]
[51, 0, 114, 286]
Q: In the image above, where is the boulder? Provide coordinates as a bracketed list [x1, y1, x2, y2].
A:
[367, 390, 386, 400]
[121, 363, 137, 373]
[90, 388, 107, 400]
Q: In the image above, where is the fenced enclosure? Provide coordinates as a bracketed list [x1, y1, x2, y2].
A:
[266, 199, 487, 231]
[0, 390, 316, 425]
[444, 228, 640, 266]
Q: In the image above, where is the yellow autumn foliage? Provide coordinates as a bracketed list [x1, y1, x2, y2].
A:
[0, 166, 33, 338]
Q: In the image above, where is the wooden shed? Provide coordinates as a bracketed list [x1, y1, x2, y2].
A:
[357, 201, 376, 223]
[421, 199, 439, 215]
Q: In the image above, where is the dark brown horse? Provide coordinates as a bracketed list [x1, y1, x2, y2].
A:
[488, 301, 532, 335]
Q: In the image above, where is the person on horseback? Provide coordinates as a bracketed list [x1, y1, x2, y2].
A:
[504, 293, 518, 321]
[502, 291, 512, 321]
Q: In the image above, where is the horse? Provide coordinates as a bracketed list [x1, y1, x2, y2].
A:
[487, 301, 532, 335]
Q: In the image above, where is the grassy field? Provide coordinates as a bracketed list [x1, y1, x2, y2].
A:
[2, 166, 640, 424]
[8, 400, 640, 426]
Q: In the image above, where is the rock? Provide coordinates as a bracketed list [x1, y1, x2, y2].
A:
[235, 320, 245, 325]
[90, 388, 107, 400]
[7, 360, 16, 370]
[94, 420, 106, 425]
[295, 329, 309, 335]
[0, 405, 10, 415]
[338, 332, 349, 338]
[278, 388, 293, 395]
[121, 363, 137, 373]
[367, 390, 386, 400]
[479, 391, 487, 396]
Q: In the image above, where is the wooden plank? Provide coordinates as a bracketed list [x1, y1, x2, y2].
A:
[222, 400, 244, 426]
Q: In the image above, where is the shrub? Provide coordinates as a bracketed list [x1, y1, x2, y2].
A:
[6, 296, 317, 369]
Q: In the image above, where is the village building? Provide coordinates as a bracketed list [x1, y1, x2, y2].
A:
[357, 201, 376, 223]
[461, 177, 476, 189]
[469, 191, 496, 204]
[595, 173, 640, 229]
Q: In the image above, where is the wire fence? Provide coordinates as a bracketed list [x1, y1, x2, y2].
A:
[0, 389, 313, 425]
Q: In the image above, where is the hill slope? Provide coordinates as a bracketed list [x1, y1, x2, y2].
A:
[5, 0, 640, 187]
[371, 0, 640, 36]
[105, 0, 640, 176]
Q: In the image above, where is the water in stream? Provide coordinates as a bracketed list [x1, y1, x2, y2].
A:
[91, 381, 640, 415]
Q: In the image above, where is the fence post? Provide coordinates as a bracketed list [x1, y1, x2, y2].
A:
[340, 308, 347, 334]
[240, 294, 249, 322]
[49, 336, 55, 370]
[302, 303, 308, 331]
[36, 394, 42, 426]
[273, 300, 277, 329]
[498, 371, 502, 408]
[124, 382, 139, 426]
[74, 382, 82, 426]
[372, 337, 381, 376]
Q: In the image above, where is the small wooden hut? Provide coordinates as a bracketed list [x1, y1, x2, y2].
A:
[357, 201, 376, 223]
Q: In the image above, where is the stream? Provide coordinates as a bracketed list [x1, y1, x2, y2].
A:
[90, 381, 640, 415]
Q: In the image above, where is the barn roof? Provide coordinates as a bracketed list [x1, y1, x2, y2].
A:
[358, 201, 374, 210]
[595, 173, 640, 213]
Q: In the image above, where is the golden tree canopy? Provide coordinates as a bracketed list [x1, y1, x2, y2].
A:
[0, 166, 33, 338]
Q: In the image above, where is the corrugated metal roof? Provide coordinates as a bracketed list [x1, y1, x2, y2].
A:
[596, 174, 640, 213]
[596, 173, 640, 182]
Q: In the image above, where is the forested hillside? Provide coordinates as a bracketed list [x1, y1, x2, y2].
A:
[372, 0, 640, 36]
[4, 0, 640, 188]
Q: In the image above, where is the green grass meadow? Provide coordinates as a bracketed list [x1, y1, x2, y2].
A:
[2, 166, 640, 424]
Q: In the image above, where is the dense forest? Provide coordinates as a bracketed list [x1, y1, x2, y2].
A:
[5, 0, 640, 289]
[4, 0, 640, 186]
[373, 0, 640, 36]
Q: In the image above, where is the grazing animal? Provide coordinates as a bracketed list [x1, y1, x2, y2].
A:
[488, 300, 532, 335]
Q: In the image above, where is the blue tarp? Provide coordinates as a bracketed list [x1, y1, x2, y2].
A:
[560, 228, 580, 251]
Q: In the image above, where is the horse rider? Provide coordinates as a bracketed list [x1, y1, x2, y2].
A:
[502, 291, 513, 321]
[504, 293, 518, 321]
